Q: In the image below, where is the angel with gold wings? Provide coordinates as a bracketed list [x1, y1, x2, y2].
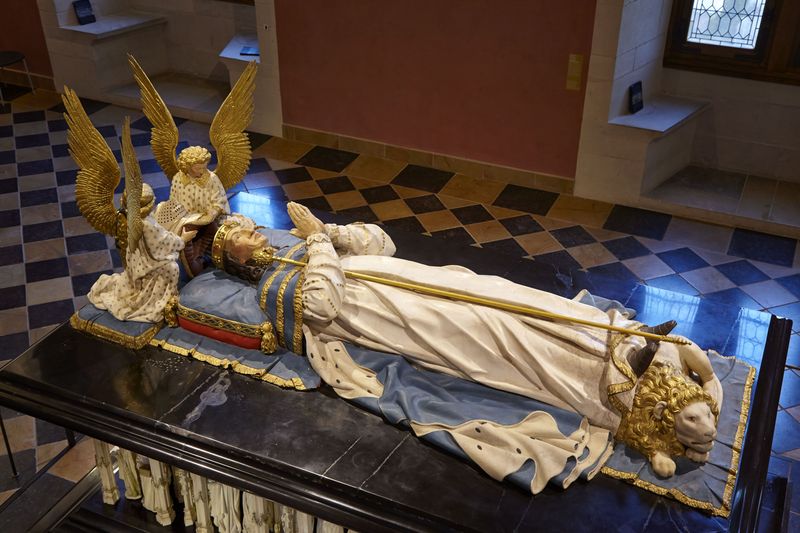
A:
[128, 55, 258, 237]
[86, 118, 192, 322]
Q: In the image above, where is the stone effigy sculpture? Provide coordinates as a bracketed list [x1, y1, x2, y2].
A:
[208, 203, 723, 480]
[63, 56, 747, 528]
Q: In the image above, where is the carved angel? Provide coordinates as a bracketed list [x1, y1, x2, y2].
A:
[128, 54, 258, 236]
[87, 117, 192, 323]
[63, 87, 150, 267]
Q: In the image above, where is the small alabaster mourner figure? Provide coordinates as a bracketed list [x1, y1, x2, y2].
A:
[211, 202, 723, 478]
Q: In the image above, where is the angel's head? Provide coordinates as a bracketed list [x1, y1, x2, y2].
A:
[120, 183, 155, 217]
[177, 146, 212, 179]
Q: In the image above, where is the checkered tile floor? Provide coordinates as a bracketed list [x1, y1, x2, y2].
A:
[1, 87, 799, 519]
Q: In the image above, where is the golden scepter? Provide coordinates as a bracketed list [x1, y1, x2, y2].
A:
[252, 248, 688, 345]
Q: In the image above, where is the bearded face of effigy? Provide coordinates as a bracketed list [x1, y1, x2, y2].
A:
[225, 227, 268, 263]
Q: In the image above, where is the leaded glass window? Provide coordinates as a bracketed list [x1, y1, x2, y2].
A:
[686, 0, 768, 49]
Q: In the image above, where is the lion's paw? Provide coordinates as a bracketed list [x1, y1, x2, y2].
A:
[650, 452, 676, 478]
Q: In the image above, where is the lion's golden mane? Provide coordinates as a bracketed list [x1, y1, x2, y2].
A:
[616, 362, 719, 459]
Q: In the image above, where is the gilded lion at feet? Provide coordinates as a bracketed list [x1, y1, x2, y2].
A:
[617, 362, 719, 477]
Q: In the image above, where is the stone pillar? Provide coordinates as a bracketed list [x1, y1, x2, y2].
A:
[92, 440, 119, 505]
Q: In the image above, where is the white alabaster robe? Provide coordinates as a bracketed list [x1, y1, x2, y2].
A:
[166, 170, 230, 233]
[300, 224, 644, 433]
[89, 216, 184, 322]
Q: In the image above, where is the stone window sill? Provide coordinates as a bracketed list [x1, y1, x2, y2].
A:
[608, 95, 709, 134]
[61, 12, 167, 41]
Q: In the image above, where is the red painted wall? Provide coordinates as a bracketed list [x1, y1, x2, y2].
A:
[275, 1, 596, 178]
[0, 0, 52, 77]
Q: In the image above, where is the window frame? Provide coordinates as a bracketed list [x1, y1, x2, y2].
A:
[663, 0, 800, 85]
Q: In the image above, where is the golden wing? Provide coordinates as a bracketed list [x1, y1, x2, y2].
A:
[128, 54, 179, 181]
[63, 86, 120, 236]
[209, 61, 258, 190]
[121, 117, 144, 253]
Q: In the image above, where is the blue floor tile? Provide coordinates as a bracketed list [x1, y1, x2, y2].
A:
[130, 132, 150, 146]
[493, 185, 558, 215]
[603, 205, 672, 240]
[780, 370, 800, 409]
[703, 287, 762, 311]
[768, 302, 800, 332]
[110, 248, 122, 269]
[47, 119, 67, 132]
[297, 196, 332, 212]
[0, 150, 15, 165]
[55, 169, 77, 186]
[72, 270, 112, 297]
[480, 238, 527, 258]
[601, 236, 651, 260]
[153, 186, 171, 203]
[360, 185, 399, 204]
[51, 144, 69, 158]
[626, 284, 702, 330]
[380, 216, 425, 235]
[715, 260, 769, 285]
[550, 225, 595, 248]
[0, 331, 28, 360]
[586, 262, 639, 285]
[138, 159, 162, 174]
[0, 449, 35, 492]
[20, 188, 58, 208]
[275, 167, 313, 184]
[723, 308, 771, 366]
[22, 221, 62, 242]
[406, 194, 445, 214]
[129, 116, 153, 131]
[65, 233, 108, 255]
[573, 269, 639, 305]
[246, 157, 271, 174]
[317, 176, 355, 195]
[451, 205, 493, 225]
[776, 274, 800, 300]
[686, 299, 746, 353]
[728, 228, 797, 267]
[0, 178, 17, 194]
[532, 250, 581, 274]
[28, 298, 74, 329]
[15, 133, 50, 149]
[17, 159, 53, 177]
[246, 131, 272, 150]
[25, 257, 69, 283]
[0, 125, 12, 137]
[247, 186, 287, 201]
[392, 164, 453, 194]
[656, 247, 709, 273]
[35, 418, 68, 446]
[429, 226, 475, 246]
[0, 210, 20, 227]
[772, 410, 800, 454]
[0, 244, 22, 266]
[296, 146, 358, 173]
[12, 110, 44, 124]
[786, 334, 800, 367]
[646, 274, 700, 296]
[499, 215, 543, 236]
[60, 201, 79, 218]
[0, 286, 25, 310]
[338, 205, 379, 223]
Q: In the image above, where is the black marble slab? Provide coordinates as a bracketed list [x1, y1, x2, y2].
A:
[0, 193, 792, 532]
